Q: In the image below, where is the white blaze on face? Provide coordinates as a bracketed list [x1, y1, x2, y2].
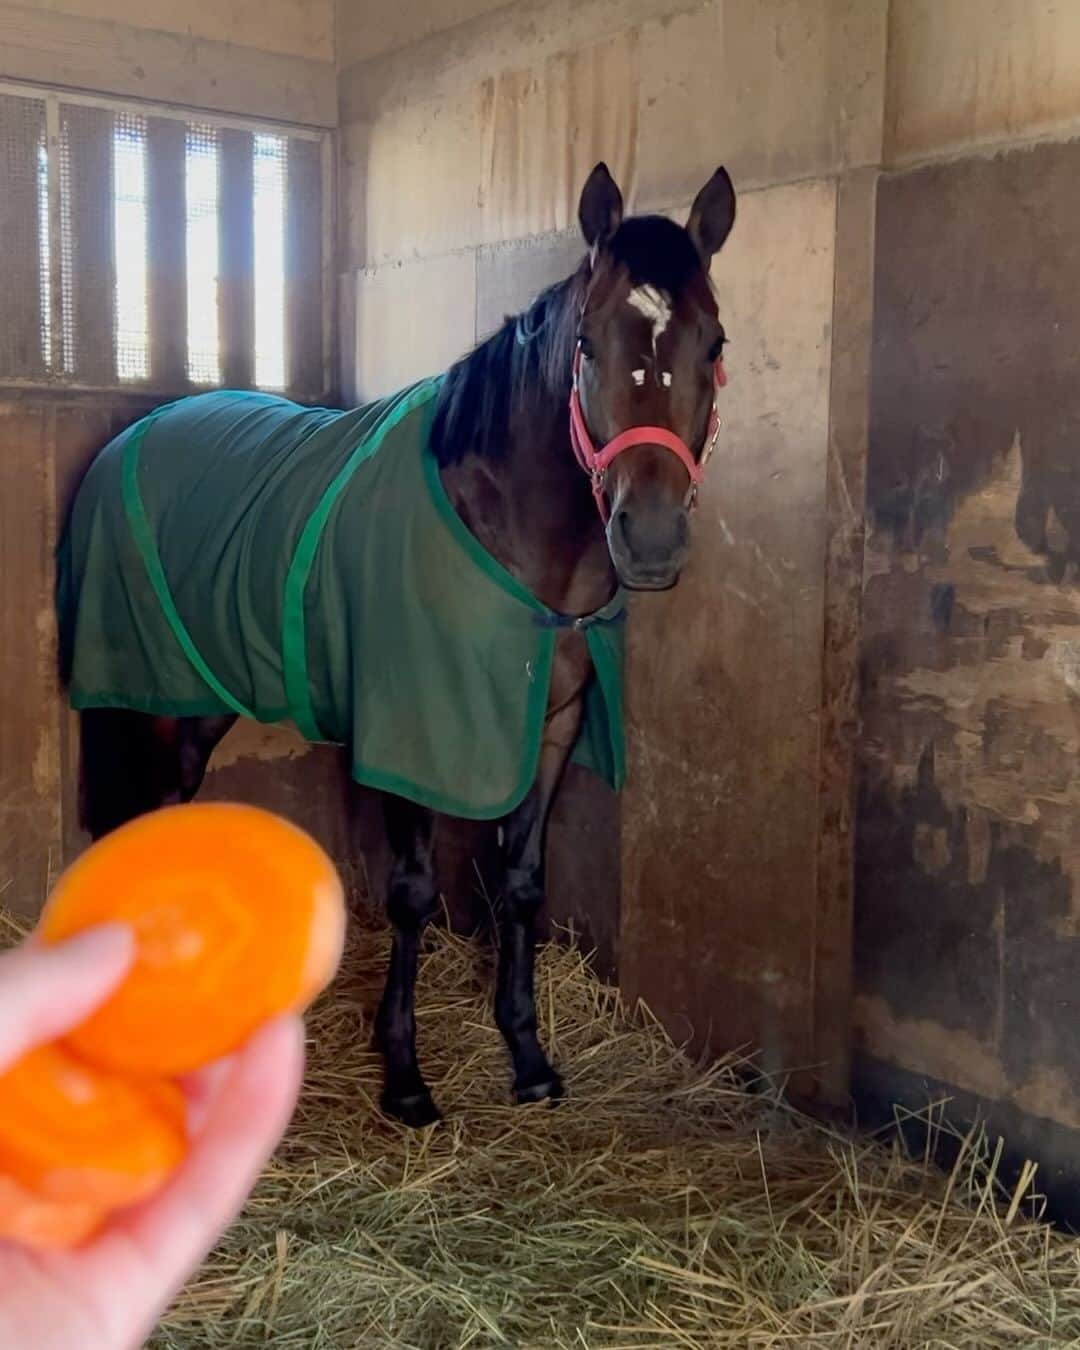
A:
[627, 286, 673, 358]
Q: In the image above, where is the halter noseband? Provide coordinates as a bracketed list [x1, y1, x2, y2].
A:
[568, 346, 726, 524]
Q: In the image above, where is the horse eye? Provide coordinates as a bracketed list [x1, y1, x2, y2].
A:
[577, 335, 595, 361]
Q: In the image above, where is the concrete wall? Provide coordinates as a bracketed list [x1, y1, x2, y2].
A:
[337, 0, 888, 1098]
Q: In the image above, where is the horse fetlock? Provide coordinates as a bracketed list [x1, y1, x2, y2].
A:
[502, 871, 544, 917]
[513, 1064, 563, 1108]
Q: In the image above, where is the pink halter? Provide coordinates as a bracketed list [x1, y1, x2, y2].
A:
[568, 346, 727, 523]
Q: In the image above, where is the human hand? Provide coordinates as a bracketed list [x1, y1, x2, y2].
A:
[0, 924, 304, 1350]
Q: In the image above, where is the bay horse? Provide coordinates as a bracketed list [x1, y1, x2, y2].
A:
[61, 163, 737, 1127]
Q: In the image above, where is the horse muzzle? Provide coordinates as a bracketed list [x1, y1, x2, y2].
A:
[606, 501, 690, 591]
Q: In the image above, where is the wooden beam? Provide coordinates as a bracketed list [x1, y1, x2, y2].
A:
[0, 4, 335, 129]
[812, 167, 877, 1105]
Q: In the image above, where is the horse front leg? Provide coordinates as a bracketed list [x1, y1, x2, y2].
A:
[374, 794, 441, 1128]
[495, 718, 578, 1106]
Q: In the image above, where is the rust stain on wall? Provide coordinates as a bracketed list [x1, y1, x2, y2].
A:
[858, 140, 1080, 1135]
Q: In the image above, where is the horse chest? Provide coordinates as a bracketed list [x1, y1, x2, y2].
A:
[547, 631, 593, 723]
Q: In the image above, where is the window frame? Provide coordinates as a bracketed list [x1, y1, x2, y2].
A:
[0, 77, 334, 401]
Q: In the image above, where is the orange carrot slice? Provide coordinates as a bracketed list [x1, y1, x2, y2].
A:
[0, 1174, 106, 1250]
[39, 802, 345, 1076]
[0, 1043, 186, 1208]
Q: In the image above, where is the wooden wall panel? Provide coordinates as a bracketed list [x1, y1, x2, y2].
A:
[0, 2, 335, 127]
[2, 396, 361, 926]
[619, 179, 837, 1077]
[811, 167, 876, 1102]
[351, 252, 476, 401]
[886, 0, 1080, 165]
[31, 0, 333, 62]
[475, 232, 585, 342]
[638, 0, 886, 209]
[52, 399, 158, 865]
[337, 0, 507, 68]
[0, 407, 59, 919]
[857, 139, 1080, 1145]
[340, 89, 485, 270]
[478, 32, 640, 247]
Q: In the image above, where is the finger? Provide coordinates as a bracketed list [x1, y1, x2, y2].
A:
[178, 1055, 236, 1135]
[0, 925, 134, 1069]
[83, 1015, 304, 1343]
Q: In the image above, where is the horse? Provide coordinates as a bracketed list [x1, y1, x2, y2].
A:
[57, 162, 737, 1127]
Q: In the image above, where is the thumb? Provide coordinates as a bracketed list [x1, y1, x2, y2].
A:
[0, 924, 134, 1070]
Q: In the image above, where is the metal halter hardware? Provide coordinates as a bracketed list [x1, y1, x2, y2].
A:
[568, 345, 726, 524]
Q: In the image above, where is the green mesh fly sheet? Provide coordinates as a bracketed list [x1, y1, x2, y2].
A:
[56, 381, 625, 820]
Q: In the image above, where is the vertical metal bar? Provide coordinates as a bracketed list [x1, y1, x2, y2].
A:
[285, 136, 322, 397]
[320, 130, 334, 400]
[219, 127, 254, 389]
[147, 116, 187, 390]
[65, 103, 116, 385]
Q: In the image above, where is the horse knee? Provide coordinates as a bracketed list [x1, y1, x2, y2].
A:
[503, 867, 543, 919]
[386, 872, 439, 933]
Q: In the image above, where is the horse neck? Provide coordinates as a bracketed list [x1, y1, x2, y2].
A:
[441, 397, 616, 617]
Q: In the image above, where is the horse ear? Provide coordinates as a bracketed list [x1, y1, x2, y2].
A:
[686, 167, 736, 269]
[578, 162, 624, 250]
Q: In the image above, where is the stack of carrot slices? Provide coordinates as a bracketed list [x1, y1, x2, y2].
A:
[0, 802, 345, 1249]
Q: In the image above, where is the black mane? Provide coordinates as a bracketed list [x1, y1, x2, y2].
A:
[429, 215, 706, 467]
[429, 264, 586, 467]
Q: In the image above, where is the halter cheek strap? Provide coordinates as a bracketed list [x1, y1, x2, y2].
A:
[568, 347, 726, 524]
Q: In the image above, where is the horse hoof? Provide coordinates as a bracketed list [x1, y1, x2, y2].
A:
[381, 1089, 441, 1129]
[514, 1072, 564, 1107]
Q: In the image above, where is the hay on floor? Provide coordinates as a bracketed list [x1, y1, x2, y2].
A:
[134, 911, 1080, 1349]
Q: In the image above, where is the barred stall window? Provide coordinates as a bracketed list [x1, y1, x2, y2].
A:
[0, 82, 331, 397]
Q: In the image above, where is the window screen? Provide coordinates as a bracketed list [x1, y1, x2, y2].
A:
[0, 83, 330, 397]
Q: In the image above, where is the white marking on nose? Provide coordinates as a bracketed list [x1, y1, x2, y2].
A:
[631, 368, 645, 386]
[661, 371, 673, 388]
[627, 286, 672, 357]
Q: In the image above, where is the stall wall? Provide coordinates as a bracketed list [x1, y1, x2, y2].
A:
[856, 0, 1080, 1209]
[337, 0, 887, 1093]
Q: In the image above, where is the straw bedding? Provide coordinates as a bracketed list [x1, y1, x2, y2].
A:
[132, 910, 1080, 1350]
